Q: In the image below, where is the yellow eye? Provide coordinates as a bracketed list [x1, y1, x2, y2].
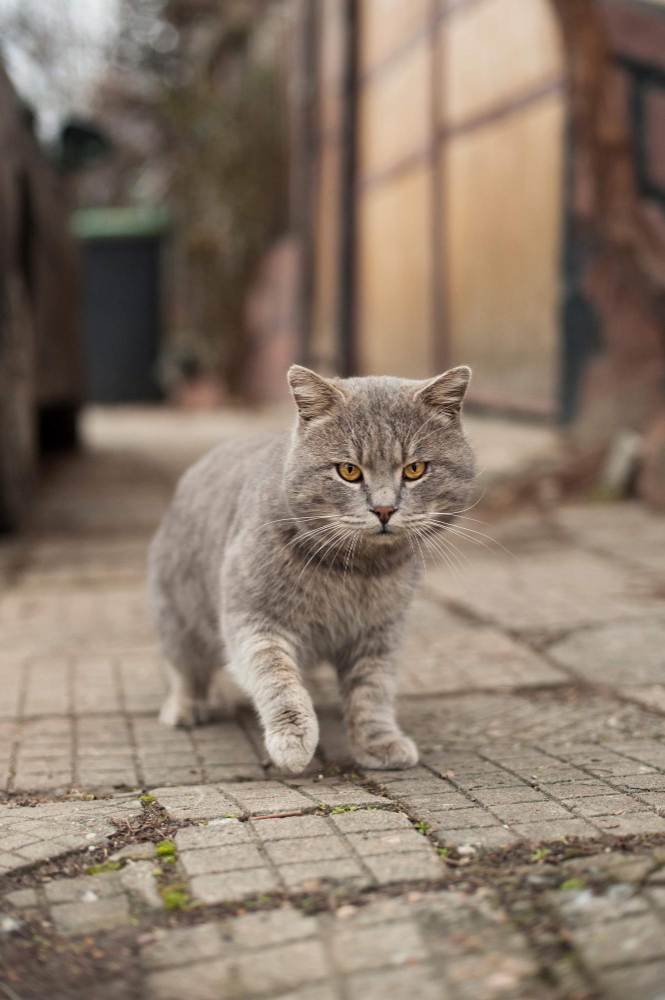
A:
[337, 463, 362, 482]
[403, 461, 427, 480]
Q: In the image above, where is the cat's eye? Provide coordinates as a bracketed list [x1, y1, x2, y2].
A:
[337, 462, 362, 482]
[403, 461, 427, 481]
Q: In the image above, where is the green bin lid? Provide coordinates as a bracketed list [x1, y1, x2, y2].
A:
[71, 204, 170, 240]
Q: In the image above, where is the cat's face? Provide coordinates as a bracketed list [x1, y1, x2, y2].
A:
[284, 366, 475, 549]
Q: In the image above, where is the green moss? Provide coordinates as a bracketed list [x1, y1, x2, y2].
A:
[330, 805, 356, 815]
[155, 840, 175, 857]
[559, 878, 585, 891]
[437, 848, 448, 858]
[531, 848, 551, 862]
[413, 821, 430, 835]
[139, 793, 156, 804]
[160, 886, 191, 912]
[86, 861, 121, 875]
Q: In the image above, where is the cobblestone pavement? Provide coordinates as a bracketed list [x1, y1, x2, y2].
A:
[1, 408, 665, 999]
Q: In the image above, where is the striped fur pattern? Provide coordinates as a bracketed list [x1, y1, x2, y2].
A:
[148, 366, 474, 773]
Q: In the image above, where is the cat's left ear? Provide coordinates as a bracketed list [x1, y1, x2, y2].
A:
[414, 366, 471, 417]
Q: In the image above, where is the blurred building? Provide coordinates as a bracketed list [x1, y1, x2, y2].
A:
[293, 0, 665, 503]
[0, 62, 81, 532]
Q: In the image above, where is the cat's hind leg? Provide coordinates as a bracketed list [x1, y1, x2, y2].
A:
[159, 656, 217, 727]
[155, 607, 219, 727]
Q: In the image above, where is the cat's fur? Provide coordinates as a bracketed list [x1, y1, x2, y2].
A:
[148, 365, 474, 773]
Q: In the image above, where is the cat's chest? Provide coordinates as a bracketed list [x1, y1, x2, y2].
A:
[300, 568, 412, 655]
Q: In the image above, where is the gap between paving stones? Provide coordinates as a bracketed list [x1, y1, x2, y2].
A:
[4, 827, 665, 1000]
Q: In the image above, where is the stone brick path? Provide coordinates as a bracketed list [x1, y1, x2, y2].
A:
[1, 407, 665, 999]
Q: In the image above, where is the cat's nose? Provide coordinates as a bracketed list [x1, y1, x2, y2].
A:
[371, 507, 395, 525]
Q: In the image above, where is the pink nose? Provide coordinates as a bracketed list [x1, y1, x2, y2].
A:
[372, 507, 395, 525]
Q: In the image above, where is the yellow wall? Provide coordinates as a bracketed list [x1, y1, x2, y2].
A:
[310, 0, 566, 415]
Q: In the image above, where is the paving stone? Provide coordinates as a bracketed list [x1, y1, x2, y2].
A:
[250, 814, 332, 841]
[328, 809, 413, 835]
[331, 919, 428, 973]
[511, 818, 600, 841]
[147, 959, 235, 1000]
[443, 950, 542, 1000]
[470, 785, 548, 806]
[562, 793, 652, 817]
[568, 912, 665, 969]
[2, 887, 40, 910]
[52, 893, 131, 934]
[120, 861, 163, 909]
[279, 857, 370, 891]
[297, 782, 393, 809]
[552, 885, 649, 927]
[363, 851, 444, 885]
[598, 960, 665, 1000]
[175, 819, 252, 851]
[230, 907, 314, 949]
[151, 785, 241, 820]
[141, 923, 224, 970]
[45, 872, 123, 904]
[429, 547, 665, 632]
[425, 807, 500, 831]
[190, 867, 278, 904]
[489, 801, 572, 823]
[218, 782, 314, 816]
[400, 599, 566, 694]
[345, 828, 432, 858]
[110, 842, 158, 862]
[434, 826, 519, 849]
[345, 964, 445, 1000]
[594, 813, 665, 835]
[264, 835, 351, 865]
[235, 939, 329, 994]
[549, 620, 665, 685]
[180, 842, 265, 876]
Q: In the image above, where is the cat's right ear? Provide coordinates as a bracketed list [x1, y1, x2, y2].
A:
[287, 365, 344, 423]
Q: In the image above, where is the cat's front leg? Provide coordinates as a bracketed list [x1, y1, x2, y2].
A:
[226, 625, 319, 773]
[339, 648, 418, 770]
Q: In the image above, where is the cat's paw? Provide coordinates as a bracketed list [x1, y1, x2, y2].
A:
[352, 732, 418, 770]
[159, 692, 211, 728]
[265, 711, 319, 773]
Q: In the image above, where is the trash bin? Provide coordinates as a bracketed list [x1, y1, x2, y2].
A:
[73, 206, 169, 403]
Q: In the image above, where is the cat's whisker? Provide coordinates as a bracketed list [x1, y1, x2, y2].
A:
[435, 532, 475, 576]
[427, 513, 494, 527]
[286, 522, 342, 548]
[420, 521, 476, 564]
[419, 518, 484, 547]
[412, 526, 464, 589]
[405, 531, 419, 578]
[425, 530, 469, 581]
[256, 514, 337, 531]
[294, 525, 349, 590]
[342, 531, 359, 591]
[311, 528, 352, 585]
[325, 528, 355, 584]
[443, 522, 516, 559]
[417, 514, 514, 561]
[274, 521, 341, 562]
[466, 460, 489, 481]
[288, 525, 343, 580]
[409, 528, 428, 575]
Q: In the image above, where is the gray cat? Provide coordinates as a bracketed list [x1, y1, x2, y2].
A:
[148, 365, 474, 773]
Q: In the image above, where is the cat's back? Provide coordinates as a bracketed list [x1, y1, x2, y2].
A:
[149, 430, 288, 603]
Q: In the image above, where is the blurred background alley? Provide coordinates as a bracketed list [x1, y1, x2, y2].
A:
[0, 0, 665, 527]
